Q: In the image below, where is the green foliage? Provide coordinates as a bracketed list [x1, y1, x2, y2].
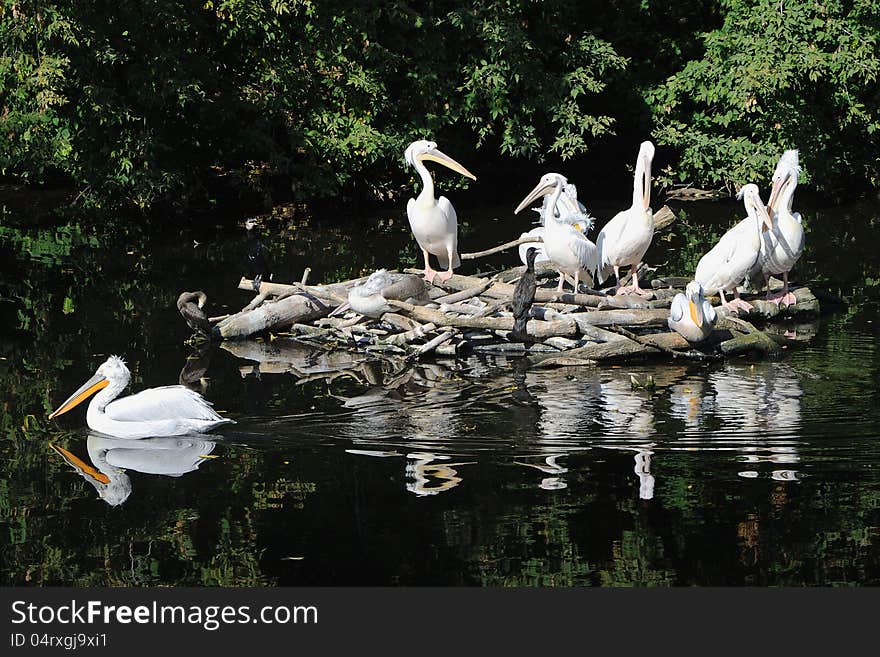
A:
[650, 0, 880, 193]
[1, 1, 878, 209]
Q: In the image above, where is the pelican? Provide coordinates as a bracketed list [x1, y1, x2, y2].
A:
[597, 141, 656, 296]
[177, 291, 211, 338]
[405, 140, 477, 283]
[695, 184, 773, 314]
[330, 269, 429, 318]
[48, 356, 234, 438]
[518, 181, 590, 265]
[514, 173, 599, 293]
[668, 280, 716, 343]
[754, 149, 804, 306]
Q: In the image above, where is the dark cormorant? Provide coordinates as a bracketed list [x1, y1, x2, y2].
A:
[177, 291, 211, 338]
[244, 218, 272, 291]
[510, 247, 538, 343]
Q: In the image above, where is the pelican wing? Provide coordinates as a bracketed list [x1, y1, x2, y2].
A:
[105, 386, 226, 423]
[669, 293, 686, 323]
[702, 299, 717, 323]
[381, 274, 429, 302]
[436, 196, 461, 269]
[565, 227, 599, 277]
[519, 227, 548, 265]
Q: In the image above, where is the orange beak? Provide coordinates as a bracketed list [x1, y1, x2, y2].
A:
[689, 300, 702, 327]
[49, 374, 109, 419]
[49, 444, 111, 485]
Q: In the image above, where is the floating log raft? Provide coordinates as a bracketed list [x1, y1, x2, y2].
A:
[193, 208, 831, 367]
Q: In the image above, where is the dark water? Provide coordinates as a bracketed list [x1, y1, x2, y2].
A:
[1, 197, 879, 586]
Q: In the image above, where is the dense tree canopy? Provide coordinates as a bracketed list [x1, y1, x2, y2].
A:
[0, 1, 878, 211]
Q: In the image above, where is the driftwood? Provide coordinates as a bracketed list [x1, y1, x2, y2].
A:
[216, 292, 329, 340]
[186, 224, 829, 370]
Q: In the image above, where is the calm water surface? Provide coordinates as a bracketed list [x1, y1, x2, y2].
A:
[1, 198, 879, 586]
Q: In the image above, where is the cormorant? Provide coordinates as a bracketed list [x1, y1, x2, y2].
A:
[244, 218, 272, 291]
[510, 247, 538, 343]
[177, 291, 211, 338]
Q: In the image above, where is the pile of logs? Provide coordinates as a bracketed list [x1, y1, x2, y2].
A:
[205, 205, 824, 367]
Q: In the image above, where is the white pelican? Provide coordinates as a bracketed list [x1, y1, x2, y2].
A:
[668, 280, 716, 343]
[49, 356, 234, 438]
[518, 181, 590, 265]
[404, 140, 477, 282]
[754, 149, 804, 306]
[514, 172, 599, 293]
[597, 141, 656, 296]
[332, 269, 429, 318]
[695, 184, 773, 314]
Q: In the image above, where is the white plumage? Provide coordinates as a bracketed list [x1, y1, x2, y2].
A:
[754, 149, 804, 305]
[668, 280, 716, 343]
[347, 269, 429, 318]
[49, 356, 233, 439]
[404, 140, 476, 282]
[514, 173, 599, 293]
[518, 183, 590, 265]
[694, 184, 772, 314]
[597, 141, 656, 295]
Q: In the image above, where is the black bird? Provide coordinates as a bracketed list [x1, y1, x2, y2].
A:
[244, 218, 272, 292]
[510, 247, 538, 343]
[177, 291, 212, 338]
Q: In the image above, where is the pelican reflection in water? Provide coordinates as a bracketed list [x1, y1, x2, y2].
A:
[50, 435, 217, 506]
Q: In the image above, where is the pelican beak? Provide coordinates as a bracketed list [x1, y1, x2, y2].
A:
[49, 373, 108, 419]
[421, 148, 477, 181]
[49, 444, 111, 485]
[756, 199, 773, 233]
[689, 300, 702, 327]
[766, 174, 787, 215]
[642, 153, 652, 211]
[515, 181, 557, 215]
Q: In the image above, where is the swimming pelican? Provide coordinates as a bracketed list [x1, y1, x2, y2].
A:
[668, 280, 716, 343]
[695, 184, 773, 314]
[48, 356, 233, 439]
[514, 173, 599, 293]
[518, 181, 590, 265]
[337, 269, 429, 318]
[405, 140, 477, 283]
[177, 291, 211, 338]
[754, 149, 804, 306]
[597, 141, 656, 296]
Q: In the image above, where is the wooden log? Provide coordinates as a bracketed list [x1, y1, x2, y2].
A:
[720, 331, 782, 358]
[387, 300, 580, 339]
[416, 330, 457, 356]
[634, 331, 691, 351]
[530, 336, 657, 366]
[652, 276, 691, 289]
[566, 308, 671, 328]
[652, 205, 677, 231]
[460, 235, 542, 260]
[439, 302, 491, 315]
[238, 275, 375, 305]
[407, 269, 660, 309]
[433, 281, 493, 304]
[216, 293, 329, 340]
